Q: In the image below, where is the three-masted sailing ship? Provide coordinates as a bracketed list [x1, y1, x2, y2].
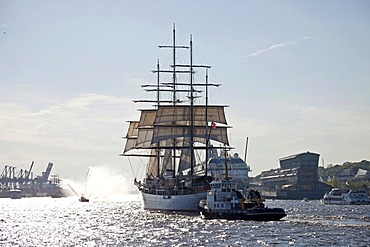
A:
[121, 26, 231, 211]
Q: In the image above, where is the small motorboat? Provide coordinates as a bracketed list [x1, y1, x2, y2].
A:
[8, 189, 22, 199]
[79, 195, 89, 202]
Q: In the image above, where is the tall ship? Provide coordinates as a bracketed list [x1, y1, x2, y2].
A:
[121, 26, 232, 211]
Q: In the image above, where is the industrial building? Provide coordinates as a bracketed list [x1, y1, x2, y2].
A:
[259, 152, 332, 199]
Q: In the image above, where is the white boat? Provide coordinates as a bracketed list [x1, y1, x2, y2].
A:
[122, 25, 233, 211]
[322, 188, 370, 205]
[192, 151, 250, 191]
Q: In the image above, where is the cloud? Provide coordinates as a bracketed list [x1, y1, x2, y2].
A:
[227, 103, 370, 175]
[0, 93, 133, 149]
[0, 92, 140, 179]
[245, 36, 315, 58]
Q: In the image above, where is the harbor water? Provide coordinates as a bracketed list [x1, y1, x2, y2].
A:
[0, 195, 369, 246]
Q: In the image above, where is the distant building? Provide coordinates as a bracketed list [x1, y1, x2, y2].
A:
[334, 167, 358, 181]
[258, 151, 332, 199]
[355, 168, 370, 180]
[331, 167, 370, 182]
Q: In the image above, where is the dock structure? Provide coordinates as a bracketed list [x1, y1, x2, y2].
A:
[0, 162, 67, 198]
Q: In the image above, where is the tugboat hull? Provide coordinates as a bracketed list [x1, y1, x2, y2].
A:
[199, 206, 286, 221]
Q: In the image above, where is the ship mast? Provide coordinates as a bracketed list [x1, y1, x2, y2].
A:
[159, 24, 189, 175]
[172, 25, 177, 105]
[156, 60, 161, 176]
[173, 35, 216, 177]
[189, 35, 195, 176]
[244, 137, 249, 163]
[205, 68, 209, 177]
[172, 26, 178, 175]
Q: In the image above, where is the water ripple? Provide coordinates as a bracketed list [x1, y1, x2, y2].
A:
[0, 197, 369, 246]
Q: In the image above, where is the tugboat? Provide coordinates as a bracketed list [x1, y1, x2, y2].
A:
[198, 156, 286, 221]
[79, 194, 89, 202]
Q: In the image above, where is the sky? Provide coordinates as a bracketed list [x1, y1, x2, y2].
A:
[1, 1, 369, 189]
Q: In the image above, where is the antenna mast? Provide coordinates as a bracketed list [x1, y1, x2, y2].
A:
[244, 137, 249, 162]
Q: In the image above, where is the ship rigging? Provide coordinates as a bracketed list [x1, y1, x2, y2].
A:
[121, 25, 232, 211]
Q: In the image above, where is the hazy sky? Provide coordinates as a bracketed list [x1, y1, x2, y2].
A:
[1, 1, 369, 186]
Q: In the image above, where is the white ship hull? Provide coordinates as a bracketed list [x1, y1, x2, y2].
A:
[322, 188, 370, 205]
[322, 197, 370, 205]
[141, 191, 206, 211]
